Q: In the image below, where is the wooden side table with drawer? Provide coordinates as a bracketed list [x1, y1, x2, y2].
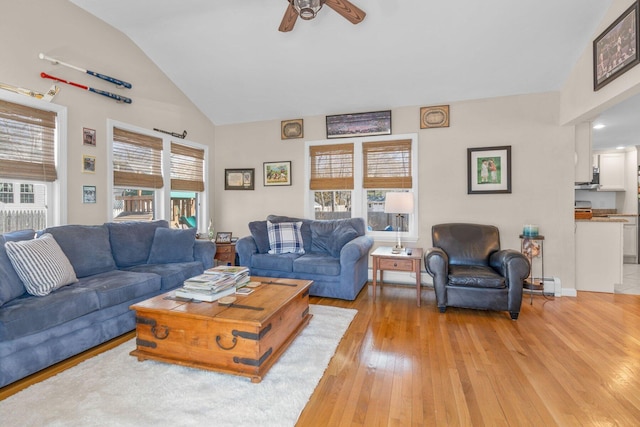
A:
[215, 243, 236, 266]
[371, 246, 424, 307]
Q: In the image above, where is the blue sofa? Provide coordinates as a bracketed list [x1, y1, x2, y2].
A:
[237, 215, 373, 300]
[0, 220, 216, 388]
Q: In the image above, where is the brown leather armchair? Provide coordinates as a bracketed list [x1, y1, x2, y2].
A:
[424, 223, 530, 320]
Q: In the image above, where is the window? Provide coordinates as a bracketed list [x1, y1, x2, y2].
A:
[0, 183, 13, 204]
[20, 184, 34, 204]
[0, 95, 67, 233]
[108, 120, 208, 230]
[305, 133, 418, 242]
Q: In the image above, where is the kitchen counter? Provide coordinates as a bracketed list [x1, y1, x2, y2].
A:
[576, 217, 628, 223]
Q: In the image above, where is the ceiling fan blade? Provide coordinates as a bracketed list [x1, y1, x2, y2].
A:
[324, 0, 366, 24]
[279, 3, 298, 32]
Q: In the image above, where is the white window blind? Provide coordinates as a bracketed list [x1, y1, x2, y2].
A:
[170, 142, 204, 192]
[0, 99, 57, 182]
[113, 127, 164, 189]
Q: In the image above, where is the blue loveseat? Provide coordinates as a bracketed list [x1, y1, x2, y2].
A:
[236, 215, 373, 300]
[0, 220, 216, 388]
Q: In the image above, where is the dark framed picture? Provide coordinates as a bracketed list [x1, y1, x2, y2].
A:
[594, 2, 639, 91]
[83, 127, 96, 146]
[264, 161, 292, 186]
[82, 154, 96, 173]
[420, 105, 450, 129]
[281, 119, 303, 139]
[326, 110, 391, 139]
[225, 168, 254, 190]
[82, 185, 96, 204]
[467, 146, 511, 194]
[215, 232, 232, 244]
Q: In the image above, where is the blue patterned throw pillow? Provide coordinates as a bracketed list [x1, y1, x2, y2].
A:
[267, 221, 305, 255]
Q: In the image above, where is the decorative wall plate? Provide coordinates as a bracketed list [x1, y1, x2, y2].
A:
[420, 105, 450, 129]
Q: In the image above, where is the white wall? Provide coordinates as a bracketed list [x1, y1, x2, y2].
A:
[215, 92, 577, 289]
[1, 0, 216, 225]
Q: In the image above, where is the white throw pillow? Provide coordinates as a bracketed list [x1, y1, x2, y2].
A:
[267, 221, 305, 254]
[5, 233, 78, 296]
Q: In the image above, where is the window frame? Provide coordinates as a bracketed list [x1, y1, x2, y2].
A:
[107, 120, 209, 230]
[305, 133, 419, 243]
[0, 91, 67, 228]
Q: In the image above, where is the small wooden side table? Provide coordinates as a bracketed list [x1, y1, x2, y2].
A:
[371, 246, 424, 307]
[215, 243, 236, 266]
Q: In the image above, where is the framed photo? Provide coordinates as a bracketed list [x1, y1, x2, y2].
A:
[83, 127, 96, 146]
[225, 168, 254, 190]
[281, 119, 303, 139]
[82, 154, 96, 173]
[467, 146, 511, 194]
[264, 161, 292, 186]
[215, 232, 232, 244]
[420, 105, 450, 129]
[593, 2, 639, 91]
[82, 185, 96, 204]
[326, 110, 391, 139]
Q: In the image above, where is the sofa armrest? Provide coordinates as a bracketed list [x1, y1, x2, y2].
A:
[236, 235, 258, 267]
[194, 240, 216, 270]
[340, 235, 374, 264]
[489, 249, 530, 287]
[425, 247, 448, 277]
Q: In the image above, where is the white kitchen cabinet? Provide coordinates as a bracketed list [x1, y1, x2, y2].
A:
[623, 216, 638, 263]
[575, 221, 623, 293]
[597, 153, 626, 191]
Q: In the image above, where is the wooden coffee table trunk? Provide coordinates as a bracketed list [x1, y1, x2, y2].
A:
[130, 277, 313, 383]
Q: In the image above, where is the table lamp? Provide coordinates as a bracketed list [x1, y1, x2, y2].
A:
[384, 192, 414, 250]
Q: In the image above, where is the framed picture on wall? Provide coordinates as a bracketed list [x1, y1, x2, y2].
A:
[225, 168, 254, 190]
[263, 161, 291, 186]
[82, 154, 96, 173]
[82, 185, 96, 204]
[467, 146, 511, 194]
[83, 127, 96, 146]
[593, 2, 639, 91]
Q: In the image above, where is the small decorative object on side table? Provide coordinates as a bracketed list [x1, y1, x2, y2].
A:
[215, 243, 236, 266]
[371, 246, 423, 307]
[519, 234, 548, 304]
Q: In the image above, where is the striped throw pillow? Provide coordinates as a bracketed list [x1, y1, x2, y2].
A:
[5, 233, 78, 296]
[267, 221, 305, 255]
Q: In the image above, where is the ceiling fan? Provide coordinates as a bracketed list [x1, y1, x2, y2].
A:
[279, 0, 366, 32]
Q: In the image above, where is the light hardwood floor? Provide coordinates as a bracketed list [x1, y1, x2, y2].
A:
[2, 284, 639, 426]
[299, 284, 640, 426]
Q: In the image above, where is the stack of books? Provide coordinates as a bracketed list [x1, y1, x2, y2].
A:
[204, 265, 250, 289]
[175, 273, 237, 302]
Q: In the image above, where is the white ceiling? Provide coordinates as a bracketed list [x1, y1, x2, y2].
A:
[591, 92, 640, 151]
[70, 0, 612, 126]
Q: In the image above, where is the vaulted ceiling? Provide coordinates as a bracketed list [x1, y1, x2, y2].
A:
[70, 1, 612, 126]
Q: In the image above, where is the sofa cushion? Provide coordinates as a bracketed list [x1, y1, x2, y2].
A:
[267, 215, 313, 253]
[147, 228, 197, 264]
[248, 221, 270, 254]
[44, 225, 116, 278]
[125, 261, 203, 290]
[73, 270, 162, 309]
[5, 234, 78, 296]
[106, 220, 169, 268]
[267, 221, 305, 254]
[0, 232, 33, 307]
[293, 253, 341, 276]
[3, 229, 36, 242]
[0, 285, 100, 340]
[448, 265, 505, 289]
[251, 253, 299, 272]
[311, 221, 360, 258]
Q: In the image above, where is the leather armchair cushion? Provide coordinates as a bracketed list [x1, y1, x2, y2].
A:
[432, 223, 500, 266]
[448, 265, 506, 289]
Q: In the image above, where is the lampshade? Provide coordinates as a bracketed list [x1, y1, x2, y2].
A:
[293, 0, 323, 20]
[384, 192, 414, 214]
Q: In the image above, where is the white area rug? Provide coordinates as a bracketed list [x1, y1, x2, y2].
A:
[0, 305, 356, 427]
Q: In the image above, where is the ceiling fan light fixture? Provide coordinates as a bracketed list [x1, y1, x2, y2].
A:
[293, 0, 323, 20]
